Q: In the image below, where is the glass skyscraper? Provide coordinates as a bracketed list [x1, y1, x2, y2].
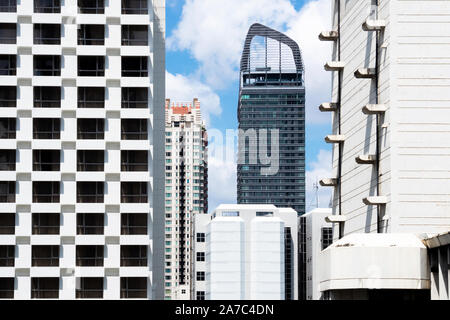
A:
[237, 23, 305, 215]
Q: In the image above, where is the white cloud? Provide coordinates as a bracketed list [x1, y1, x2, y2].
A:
[168, 0, 332, 124]
[207, 151, 237, 211]
[305, 149, 333, 211]
[166, 71, 222, 125]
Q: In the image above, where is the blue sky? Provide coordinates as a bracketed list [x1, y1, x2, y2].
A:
[165, 0, 333, 211]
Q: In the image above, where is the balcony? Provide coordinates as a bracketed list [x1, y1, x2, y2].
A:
[121, 245, 147, 267]
[31, 278, 59, 299]
[0, 0, 16, 13]
[0, 278, 14, 299]
[34, 87, 61, 108]
[0, 245, 14, 267]
[0, 24, 16, 44]
[33, 150, 60, 171]
[77, 213, 104, 235]
[77, 150, 104, 171]
[33, 118, 60, 139]
[34, 24, 61, 45]
[0, 55, 16, 76]
[78, 87, 105, 108]
[122, 25, 148, 46]
[0, 86, 16, 108]
[121, 119, 147, 140]
[32, 212, 60, 235]
[121, 150, 148, 171]
[121, 213, 147, 235]
[32, 245, 59, 267]
[78, 0, 104, 14]
[120, 277, 147, 299]
[0, 150, 15, 171]
[78, 56, 105, 77]
[77, 118, 104, 139]
[77, 182, 104, 203]
[0, 213, 14, 234]
[34, 55, 61, 76]
[122, 87, 148, 108]
[0, 181, 14, 203]
[76, 277, 103, 299]
[32, 181, 60, 203]
[121, 182, 147, 203]
[78, 24, 105, 46]
[122, 0, 148, 15]
[34, 0, 61, 13]
[76, 245, 104, 267]
[122, 57, 148, 77]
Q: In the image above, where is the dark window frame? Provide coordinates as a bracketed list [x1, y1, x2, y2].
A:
[0, 181, 15, 203]
[0, 0, 17, 13]
[196, 271, 205, 281]
[122, 56, 148, 77]
[121, 150, 148, 171]
[77, 87, 105, 108]
[77, 118, 105, 140]
[120, 245, 147, 267]
[121, 0, 148, 15]
[0, 245, 14, 267]
[33, 118, 60, 139]
[78, 0, 105, 14]
[76, 213, 104, 235]
[0, 149, 15, 171]
[76, 245, 104, 267]
[78, 24, 105, 46]
[121, 182, 147, 203]
[32, 181, 60, 203]
[121, 213, 147, 235]
[31, 245, 60, 267]
[31, 277, 59, 299]
[120, 277, 147, 299]
[196, 291, 205, 300]
[0, 86, 16, 108]
[0, 23, 16, 44]
[78, 56, 105, 77]
[76, 277, 104, 299]
[121, 87, 148, 109]
[33, 24, 61, 45]
[32, 150, 60, 171]
[33, 55, 61, 76]
[0, 213, 15, 234]
[34, 0, 61, 13]
[121, 119, 147, 140]
[34, 86, 61, 108]
[122, 25, 148, 46]
[0, 278, 14, 299]
[32, 212, 60, 235]
[196, 233, 205, 243]
[196, 252, 205, 262]
[76, 181, 104, 203]
[0, 55, 16, 75]
[77, 150, 104, 171]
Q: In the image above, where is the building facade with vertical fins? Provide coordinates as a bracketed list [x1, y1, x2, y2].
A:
[0, 0, 165, 299]
[164, 98, 208, 300]
[318, 0, 450, 300]
[237, 23, 306, 216]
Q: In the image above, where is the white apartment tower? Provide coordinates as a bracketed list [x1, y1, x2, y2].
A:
[0, 0, 166, 299]
[164, 98, 208, 300]
[318, 0, 450, 299]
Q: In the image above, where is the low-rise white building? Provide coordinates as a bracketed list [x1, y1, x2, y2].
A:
[193, 204, 298, 300]
[299, 208, 332, 300]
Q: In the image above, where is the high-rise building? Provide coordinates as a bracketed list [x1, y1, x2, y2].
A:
[193, 204, 298, 300]
[0, 0, 165, 299]
[237, 23, 305, 215]
[317, 0, 450, 300]
[164, 98, 208, 300]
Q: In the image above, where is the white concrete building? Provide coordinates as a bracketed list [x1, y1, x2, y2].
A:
[299, 208, 332, 300]
[0, 0, 165, 299]
[193, 204, 298, 300]
[318, 0, 450, 300]
[164, 98, 208, 300]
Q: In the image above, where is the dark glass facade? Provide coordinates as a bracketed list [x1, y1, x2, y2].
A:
[237, 23, 305, 215]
